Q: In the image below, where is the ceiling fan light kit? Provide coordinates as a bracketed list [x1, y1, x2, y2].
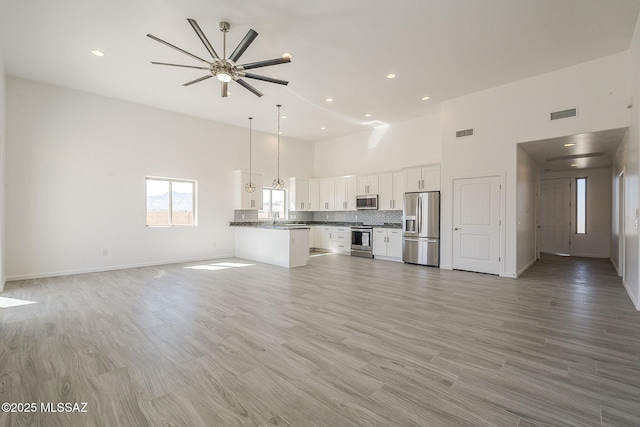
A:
[147, 19, 291, 98]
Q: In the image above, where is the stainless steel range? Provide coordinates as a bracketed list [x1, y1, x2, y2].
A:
[351, 226, 373, 258]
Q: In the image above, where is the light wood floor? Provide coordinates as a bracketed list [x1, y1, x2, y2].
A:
[1, 254, 639, 426]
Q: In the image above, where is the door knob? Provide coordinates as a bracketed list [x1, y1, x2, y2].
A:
[454, 227, 461, 230]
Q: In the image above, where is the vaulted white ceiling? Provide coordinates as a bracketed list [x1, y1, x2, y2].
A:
[1, 0, 639, 141]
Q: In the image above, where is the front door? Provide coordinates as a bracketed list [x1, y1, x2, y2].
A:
[539, 178, 571, 255]
[452, 176, 501, 275]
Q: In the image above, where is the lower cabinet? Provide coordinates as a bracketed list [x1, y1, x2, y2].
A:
[373, 228, 403, 261]
[311, 226, 351, 254]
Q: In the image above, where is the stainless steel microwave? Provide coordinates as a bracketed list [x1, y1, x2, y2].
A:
[356, 194, 379, 210]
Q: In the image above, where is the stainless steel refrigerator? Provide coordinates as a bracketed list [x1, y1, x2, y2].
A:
[402, 191, 440, 266]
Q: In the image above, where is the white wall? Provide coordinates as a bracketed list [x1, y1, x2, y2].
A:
[0, 51, 6, 290]
[516, 146, 538, 275]
[613, 13, 640, 309]
[5, 77, 314, 280]
[441, 52, 630, 277]
[314, 114, 442, 177]
[540, 168, 612, 258]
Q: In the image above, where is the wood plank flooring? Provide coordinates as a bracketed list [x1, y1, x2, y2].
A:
[1, 253, 639, 426]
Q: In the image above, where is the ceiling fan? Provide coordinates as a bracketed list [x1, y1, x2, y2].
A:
[147, 19, 291, 97]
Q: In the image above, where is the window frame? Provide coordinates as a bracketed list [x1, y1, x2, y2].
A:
[145, 176, 197, 227]
[259, 187, 287, 220]
[575, 176, 587, 235]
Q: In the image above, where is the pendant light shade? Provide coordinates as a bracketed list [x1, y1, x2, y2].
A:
[244, 117, 256, 193]
[272, 104, 284, 189]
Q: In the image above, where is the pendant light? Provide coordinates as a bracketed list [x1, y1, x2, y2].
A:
[272, 104, 284, 189]
[244, 117, 256, 193]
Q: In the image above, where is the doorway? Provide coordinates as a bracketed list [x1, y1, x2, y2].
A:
[538, 178, 571, 255]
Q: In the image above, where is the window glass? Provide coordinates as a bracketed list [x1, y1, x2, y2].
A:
[576, 177, 586, 234]
[146, 178, 196, 226]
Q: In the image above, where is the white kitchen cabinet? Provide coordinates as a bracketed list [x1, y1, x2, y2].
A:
[330, 226, 351, 254]
[319, 179, 335, 211]
[357, 175, 379, 195]
[234, 170, 263, 210]
[308, 179, 320, 211]
[335, 176, 357, 211]
[378, 172, 406, 211]
[288, 177, 310, 211]
[404, 165, 441, 192]
[313, 226, 332, 250]
[373, 228, 403, 261]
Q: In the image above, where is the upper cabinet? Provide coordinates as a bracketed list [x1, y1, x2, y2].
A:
[335, 176, 357, 211]
[379, 172, 406, 211]
[235, 170, 264, 210]
[404, 165, 441, 192]
[289, 177, 310, 211]
[308, 179, 320, 212]
[357, 175, 379, 195]
[319, 178, 335, 211]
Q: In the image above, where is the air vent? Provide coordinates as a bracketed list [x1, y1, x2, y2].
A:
[550, 108, 577, 121]
[545, 152, 604, 162]
[456, 128, 474, 138]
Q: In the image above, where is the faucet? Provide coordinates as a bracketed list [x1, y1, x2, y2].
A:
[272, 212, 279, 225]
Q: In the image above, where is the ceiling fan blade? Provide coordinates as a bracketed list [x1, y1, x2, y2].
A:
[182, 74, 214, 87]
[243, 73, 289, 86]
[240, 57, 291, 70]
[151, 61, 210, 70]
[229, 29, 258, 62]
[147, 34, 210, 64]
[187, 18, 220, 60]
[221, 81, 228, 97]
[236, 79, 264, 97]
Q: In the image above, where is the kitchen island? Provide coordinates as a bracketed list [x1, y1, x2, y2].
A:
[232, 224, 310, 268]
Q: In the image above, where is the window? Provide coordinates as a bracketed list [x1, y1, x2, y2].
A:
[259, 188, 286, 220]
[576, 177, 586, 234]
[146, 177, 196, 226]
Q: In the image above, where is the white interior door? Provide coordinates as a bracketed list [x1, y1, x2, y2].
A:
[452, 176, 501, 275]
[539, 178, 571, 255]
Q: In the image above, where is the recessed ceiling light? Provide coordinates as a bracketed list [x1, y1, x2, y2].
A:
[281, 115, 287, 119]
[571, 164, 578, 167]
[320, 127, 326, 130]
[421, 96, 430, 101]
[386, 73, 396, 79]
[364, 113, 372, 117]
[91, 49, 104, 57]
[325, 98, 334, 102]
[563, 143, 576, 147]
[278, 131, 283, 135]
[282, 52, 292, 59]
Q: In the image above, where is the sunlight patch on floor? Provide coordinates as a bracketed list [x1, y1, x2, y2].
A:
[0, 296, 38, 308]
[184, 262, 255, 271]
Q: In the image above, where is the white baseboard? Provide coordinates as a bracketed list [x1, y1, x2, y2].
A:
[373, 255, 403, 263]
[621, 277, 640, 311]
[4, 253, 234, 282]
[516, 258, 537, 277]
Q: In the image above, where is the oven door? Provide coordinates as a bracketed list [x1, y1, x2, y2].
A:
[351, 229, 372, 250]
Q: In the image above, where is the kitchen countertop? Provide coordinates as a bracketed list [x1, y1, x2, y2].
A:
[229, 221, 402, 229]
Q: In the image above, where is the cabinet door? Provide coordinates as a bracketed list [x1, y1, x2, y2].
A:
[372, 228, 387, 256]
[309, 179, 320, 211]
[288, 178, 309, 211]
[405, 168, 422, 192]
[319, 179, 335, 211]
[236, 170, 263, 209]
[345, 176, 357, 210]
[334, 178, 346, 211]
[421, 165, 441, 191]
[357, 176, 369, 195]
[367, 175, 379, 195]
[320, 227, 332, 249]
[378, 173, 394, 211]
[392, 171, 406, 210]
[387, 230, 403, 258]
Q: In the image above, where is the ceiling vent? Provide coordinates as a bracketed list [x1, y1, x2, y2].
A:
[550, 108, 577, 121]
[456, 128, 474, 138]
